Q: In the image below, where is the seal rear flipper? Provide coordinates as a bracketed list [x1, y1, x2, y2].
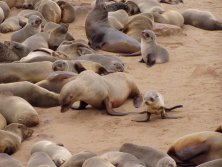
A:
[165, 105, 183, 112]
[131, 112, 151, 122]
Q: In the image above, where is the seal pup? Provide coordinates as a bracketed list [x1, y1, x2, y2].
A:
[0, 94, 39, 127]
[61, 151, 97, 167]
[57, 0, 75, 23]
[27, 152, 57, 167]
[79, 54, 124, 72]
[36, 71, 77, 93]
[83, 157, 115, 167]
[0, 42, 20, 62]
[0, 114, 6, 129]
[11, 15, 42, 43]
[0, 123, 33, 155]
[197, 159, 222, 167]
[31, 140, 72, 166]
[100, 151, 145, 167]
[23, 0, 61, 23]
[120, 143, 177, 167]
[85, 0, 140, 53]
[132, 90, 183, 122]
[167, 131, 222, 166]
[0, 153, 24, 167]
[60, 70, 143, 116]
[52, 60, 109, 75]
[182, 9, 222, 30]
[0, 81, 59, 107]
[0, 61, 53, 83]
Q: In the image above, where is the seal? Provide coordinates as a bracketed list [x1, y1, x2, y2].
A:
[60, 70, 143, 116]
[79, 54, 124, 72]
[0, 81, 59, 107]
[120, 143, 177, 167]
[125, 1, 140, 16]
[0, 153, 24, 167]
[108, 9, 129, 30]
[23, 0, 61, 23]
[0, 61, 53, 83]
[27, 152, 57, 167]
[61, 151, 97, 167]
[0, 123, 33, 155]
[182, 9, 222, 30]
[123, 13, 154, 42]
[0, 94, 39, 127]
[167, 131, 222, 166]
[85, 0, 140, 53]
[0, 1, 10, 18]
[132, 90, 183, 122]
[36, 71, 78, 93]
[197, 159, 222, 167]
[0, 7, 5, 24]
[100, 151, 145, 167]
[52, 60, 109, 75]
[2, 0, 24, 8]
[0, 16, 25, 33]
[0, 113, 6, 130]
[83, 157, 115, 167]
[11, 15, 42, 43]
[0, 42, 20, 62]
[57, 0, 75, 23]
[31, 140, 72, 166]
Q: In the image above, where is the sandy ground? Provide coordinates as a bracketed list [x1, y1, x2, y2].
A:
[0, 0, 222, 166]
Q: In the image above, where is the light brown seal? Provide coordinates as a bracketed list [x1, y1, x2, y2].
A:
[197, 159, 222, 167]
[120, 143, 177, 167]
[0, 123, 33, 155]
[85, 0, 140, 53]
[83, 157, 115, 167]
[108, 9, 129, 30]
[167, 131, 222, 166]
[182, 9, 222, 30]
[0, 81, 59, 107]
[31, 140, 72, 166]
[61, 151, 97, 167]
[60, 70, 143, 116]
[0, 16, 25, 33]
[0, 113, 6, 130]
[11, 15, 42, 43]
[27, 152, 57, 167]
[0, 94, 39, 127]
[0, 153, 24, 167]
[100, 151, 145, 167]
[0, 61, 53, 83]
[0, 42, 20, 62]
[57, 0, 75, 23]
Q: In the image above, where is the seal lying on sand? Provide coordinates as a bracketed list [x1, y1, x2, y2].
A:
[0, 153, 24, 167]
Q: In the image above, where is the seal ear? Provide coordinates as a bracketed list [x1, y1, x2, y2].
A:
[74, 62, 87, 73]
[133, 95, 143, 108]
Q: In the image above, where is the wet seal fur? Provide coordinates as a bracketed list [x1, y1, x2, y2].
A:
[60, 70, 143, 116]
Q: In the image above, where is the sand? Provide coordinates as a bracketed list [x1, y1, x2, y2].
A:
[0, 0, 221, 165]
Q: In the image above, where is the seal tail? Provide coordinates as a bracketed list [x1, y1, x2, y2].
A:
[119, 51, 141, 57]
[165, 105, 183, 112]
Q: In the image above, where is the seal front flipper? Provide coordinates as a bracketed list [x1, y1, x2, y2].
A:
[147, 53, 156, 67]
[139, 58, 145, 63]
[71, 101, 88, 110]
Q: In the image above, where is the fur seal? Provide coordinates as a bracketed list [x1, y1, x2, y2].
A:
[36, 71, 77, 93]
[0, 94, 39, 127]
[60, 70, 143, 116]
[108, 9, 129, 30]
[0, 113, 6, 129]
[85, 0, 140, 53]
[57, 0, 75, 23]
[0, 7, 5, 24]
[0, 1, 10, 18]
[27, 152, 57, 167]
[100, 151, 145, 167]
[123, 13, 154, 42]
[167, 131, 222, 166]
[153, 10, 184, 27]
[132, 90, 183, 122]
[31, 140, 72, 166]
[0, 81, 59, 107]
[23, 0, 61, 23]
[52, 60, 109, 75]
[120, 143, 177, 167]
[2, 0, 24, 8]
[0, 16, 25, 33]
[0, 42, 20, 62]
[197, 159, 222, 167]
[11, 15, 42, 43]
[182, 9, 222, 30]
[61, 151, 97, 167]
[125, 1, 140, 16]
[0, 153, 24, 167]
[0, 61, 53, 83]
[83, 157, 115, 167]
[0, 123, 33, 155]
[56, 40, 95, 59]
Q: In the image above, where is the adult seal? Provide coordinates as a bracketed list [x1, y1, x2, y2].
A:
[85, 0, 140, 53]
[27, 152, 57, 167]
